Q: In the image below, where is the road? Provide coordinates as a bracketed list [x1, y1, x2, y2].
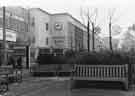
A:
[3, 77, 135, 96]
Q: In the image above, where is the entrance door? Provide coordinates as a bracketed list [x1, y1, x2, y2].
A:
[26, 46, 30, 69]
[13, 45, 30, 69]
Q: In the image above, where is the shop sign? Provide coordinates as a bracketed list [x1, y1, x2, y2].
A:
[13, 46, 26, 56]
[0, 12, 25, 21]
[0, 28, 16, 42]
[54, 40, 65, 48]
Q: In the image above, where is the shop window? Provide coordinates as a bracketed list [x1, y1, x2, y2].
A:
[46, 23, 48, 31]
[0, 43, 2, 48]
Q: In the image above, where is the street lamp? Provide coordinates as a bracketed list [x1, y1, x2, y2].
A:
[2, 6, 7, 66]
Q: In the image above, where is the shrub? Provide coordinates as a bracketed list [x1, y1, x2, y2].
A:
[75, 50, 131, 65]
[36, 50, 133, 65]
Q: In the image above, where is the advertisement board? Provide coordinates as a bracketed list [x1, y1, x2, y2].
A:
[52, 36, 65, 48]
[54, 40, 65, 48]
[13, 46, 26, 56]
[0, 28, 16, 42]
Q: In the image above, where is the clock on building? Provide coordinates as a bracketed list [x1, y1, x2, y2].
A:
[54, 22, 63, 30]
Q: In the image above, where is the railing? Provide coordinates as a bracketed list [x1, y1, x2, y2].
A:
[71, 64, 129, 81]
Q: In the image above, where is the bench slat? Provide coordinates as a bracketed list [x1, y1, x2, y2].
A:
[72, 64, 128, 81]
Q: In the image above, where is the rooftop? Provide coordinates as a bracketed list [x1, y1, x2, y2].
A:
[52, 12, 87, 29]
[30, 8, 87, 29]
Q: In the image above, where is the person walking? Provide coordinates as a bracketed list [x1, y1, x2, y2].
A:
[9, 56, 16, 69]
[15, 56, 23, 83]
[17, 56, 22, 70]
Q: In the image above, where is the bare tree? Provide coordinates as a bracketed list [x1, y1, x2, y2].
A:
[88, 8, 98, 52]
[86, 8, 91, 52]
[108, 8, 116, 52]
[80, 7, 90, 51]
[80, 7, 100, 52]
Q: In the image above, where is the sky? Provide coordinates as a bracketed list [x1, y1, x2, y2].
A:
[0, 0, 135, 36]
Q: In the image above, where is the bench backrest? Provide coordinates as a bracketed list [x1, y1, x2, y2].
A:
[72, 64, 128, 81]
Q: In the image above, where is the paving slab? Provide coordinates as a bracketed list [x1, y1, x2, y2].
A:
[2, 77, 135, 96]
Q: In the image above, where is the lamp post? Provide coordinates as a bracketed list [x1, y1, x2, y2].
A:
[2, 6, 7, 66]
[87, 19, 90, 52]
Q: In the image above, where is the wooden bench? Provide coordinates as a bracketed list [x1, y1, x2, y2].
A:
[70, 64, 129, 90]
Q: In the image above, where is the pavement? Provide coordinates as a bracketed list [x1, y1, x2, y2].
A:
[4, 77, 70, 96]
[3, 77, 135, 96]
[18, 68, 33, 81]
[1, 70, 135, 96]
[21, 68, 71, 81]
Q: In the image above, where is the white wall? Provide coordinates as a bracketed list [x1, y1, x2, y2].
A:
[50, 14, 69, 48]
[51, 13, 87, 50]
[67, 14, 87, 32]
[29, 10, 87, 50]
[67, 14, 87, 50]
[30, 8, 51, 48]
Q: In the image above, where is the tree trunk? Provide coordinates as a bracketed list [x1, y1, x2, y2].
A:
[109, 22, 113, 52]
[92, 22, 95, 52]
[87, 20, 90, 52]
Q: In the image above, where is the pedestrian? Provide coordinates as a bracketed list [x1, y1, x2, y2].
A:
[15, 56, 23, 83]
[0, 56, 2, 66]
[9, 56, 16, 69]
[17, 56, 22, 70]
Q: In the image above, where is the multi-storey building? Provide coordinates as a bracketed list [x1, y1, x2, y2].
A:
[0, 7, 30, 43]
[0, 7, 32, 68]
[29, 8, 87, 56]
[29, 8, 106, 57]
[51, 13, 87, 51]
[29, 8, 52, 59]
[0, 6, 105, 68]
[51, 13, 103, 52]
[29, 8, 51, 48]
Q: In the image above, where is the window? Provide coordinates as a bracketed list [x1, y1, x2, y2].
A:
[0, 43, 2, 48]
[46, 23, 48, 31]
[31, 17, 35, 26]
[46, 37, 48, 45]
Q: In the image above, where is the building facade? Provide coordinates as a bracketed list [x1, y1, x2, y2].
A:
[50, 13, 87, 51]
[29, 8, 51, 48]
[29, 8, 106, 56]
[51, 13, 103, 52]
[0, 6, 105, 67]
[29, 9, 87, 56]
[29, 8, 52, 59]
[0, 7, 32, 67]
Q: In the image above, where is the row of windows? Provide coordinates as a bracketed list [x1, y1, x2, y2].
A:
[74, 25, 84, 50]
[0, 17, 28, 32]
[45, 37, 64, 46]
[31, 17, 48, 31]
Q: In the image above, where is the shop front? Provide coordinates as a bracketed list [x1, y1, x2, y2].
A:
[0, 28, 30, 69]
[13, 43, 28, 68]
[0, 28, 16, 66]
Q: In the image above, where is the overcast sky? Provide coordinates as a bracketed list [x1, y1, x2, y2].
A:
[0, 0, 135, 35]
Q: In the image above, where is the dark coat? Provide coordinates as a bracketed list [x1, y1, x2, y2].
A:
[9, 57, 16, 69]
[17, 57, 22, 69]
